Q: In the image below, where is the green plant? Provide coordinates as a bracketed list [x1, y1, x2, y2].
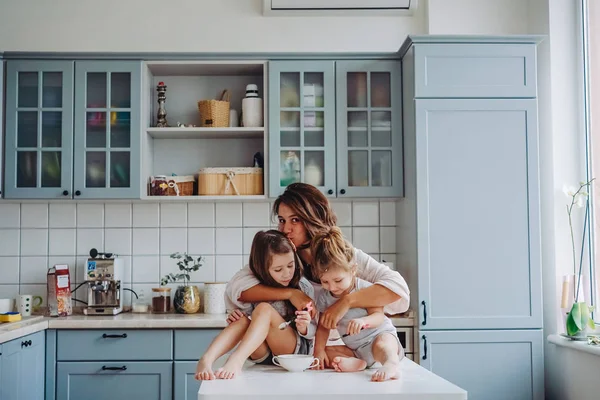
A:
[564, 179, 596, 336]
[160, 252, 204, 287]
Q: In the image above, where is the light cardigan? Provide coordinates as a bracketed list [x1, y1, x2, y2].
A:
[225, 248, 410, 315]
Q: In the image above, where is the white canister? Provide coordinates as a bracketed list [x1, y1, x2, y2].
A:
[203, 282, 227, 314]
[0, 298, 14, 313]
[242, 84, 263, 128]
[229, 109, 239, 127]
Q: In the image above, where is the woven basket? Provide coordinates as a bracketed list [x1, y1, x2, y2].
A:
[198, 168, 263, 195]
[166, 175, 195, 196]
[197, 90, 230, 127]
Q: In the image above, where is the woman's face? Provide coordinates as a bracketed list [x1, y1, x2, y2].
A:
[268, 251, 296, 286]
[277, 203, 309, 248]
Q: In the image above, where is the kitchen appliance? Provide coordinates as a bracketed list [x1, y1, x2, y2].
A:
[83, 249, 124, 316]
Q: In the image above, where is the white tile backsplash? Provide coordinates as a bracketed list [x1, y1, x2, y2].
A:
[49, 203, 76, 228]
[216, 203, 242, 227]
[105, 204, 132, 228]
[21, 204, 48, 228]
[0, 200, 398, 300]
[0, 204, 20, 228]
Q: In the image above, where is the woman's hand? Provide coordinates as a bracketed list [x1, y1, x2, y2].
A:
[313, 349, 328, 370]
[346, 318, 367, 336]
[226, 309, 246, 325]
[320, 296, 350, 329]
[294, 309, 311, 335]
[289, 290, 316, 318]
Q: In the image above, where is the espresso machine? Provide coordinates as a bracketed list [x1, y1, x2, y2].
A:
[83, 248, 124, 315]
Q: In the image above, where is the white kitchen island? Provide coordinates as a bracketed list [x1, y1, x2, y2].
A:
[198, 358, 467, 399]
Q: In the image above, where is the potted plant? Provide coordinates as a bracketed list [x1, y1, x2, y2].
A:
[563, 179, 596, 337]
[161, 252, 204, 314]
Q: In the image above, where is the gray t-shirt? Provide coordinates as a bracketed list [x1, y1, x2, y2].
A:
[316, 277, 396, 350]
[247, 277, 317, 339]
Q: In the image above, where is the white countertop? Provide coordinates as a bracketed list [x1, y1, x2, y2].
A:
[0, 311, 413, 344]
[198, 359, 467, 400]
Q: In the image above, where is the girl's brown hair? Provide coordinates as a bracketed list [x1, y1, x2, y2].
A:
[272, 183, 337, 243]
[248, 229, 303, 290]
[311, 226, 354, 278]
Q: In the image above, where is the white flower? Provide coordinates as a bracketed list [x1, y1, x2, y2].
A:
[575, 193, 587, 208]
[563, 185, 577, 197]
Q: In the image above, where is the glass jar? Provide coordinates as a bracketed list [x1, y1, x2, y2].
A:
[152, 287, 172, 313]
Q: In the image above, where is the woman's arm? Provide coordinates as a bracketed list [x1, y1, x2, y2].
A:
[224, 265, 261, 314]
[239, 285, 314, 313]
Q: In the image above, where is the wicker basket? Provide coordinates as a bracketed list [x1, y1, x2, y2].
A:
[198, 168, 263, 195]
[197, 90, 230, 127]
[166, 175, 195, 196]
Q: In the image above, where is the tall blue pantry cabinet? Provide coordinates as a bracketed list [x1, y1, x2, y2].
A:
[400, 36, 544, 400]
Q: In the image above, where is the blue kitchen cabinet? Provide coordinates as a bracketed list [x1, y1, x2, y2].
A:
[174, 329, 221, 400]
[56, 361, 172, 400]
[4, 60, 75, 199]
[335, 60, 403, 197]
[414, 98, 541, 330]
[0, 331, 45, 400]
[73, 61, 142, 199]
[3, 60, 141, 200]
[419, 330, 544, 400]
[0, 59, 4, 196]
[268, 61, 336, 198]
[401, 36, 544, 399]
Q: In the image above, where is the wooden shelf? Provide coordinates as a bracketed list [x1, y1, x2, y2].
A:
[140, 195, 267, 201]
[147, 127, 265, 139]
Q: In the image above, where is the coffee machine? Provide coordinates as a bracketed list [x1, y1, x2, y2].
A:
[83, 248, 124, 316]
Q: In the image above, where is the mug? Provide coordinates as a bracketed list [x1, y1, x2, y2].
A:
[16, 294, 43, 317]
[0, 298, 14, 313]
[272, 354, 319, 372]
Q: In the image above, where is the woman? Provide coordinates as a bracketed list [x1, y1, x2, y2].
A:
[225, 183, 409, 351]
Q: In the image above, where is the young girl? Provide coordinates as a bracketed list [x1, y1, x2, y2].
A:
[195, 230, 317, 380]
[311, 227, 403, 382]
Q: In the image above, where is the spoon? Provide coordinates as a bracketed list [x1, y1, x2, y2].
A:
[329, 324, 370, 340]
[278, 304, 312, 330]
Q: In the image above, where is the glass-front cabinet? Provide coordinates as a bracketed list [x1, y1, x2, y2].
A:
[4, 61, 74, 198]
[269, 61, 336, 197]
[74, 61, 141, 199]
[336, 60, 403, 197]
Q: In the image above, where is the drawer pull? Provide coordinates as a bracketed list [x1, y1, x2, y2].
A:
[102, 333, 128, 339]
[102, 366, 127, 371]
[421, 301, 427, 326]
[422, 335, 428, 360]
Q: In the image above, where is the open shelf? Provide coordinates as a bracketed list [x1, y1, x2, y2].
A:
[140, 195, 267, 202]
[147, 127, 264, 139]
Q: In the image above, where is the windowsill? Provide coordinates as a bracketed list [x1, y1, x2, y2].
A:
[548, 334, 600, 357]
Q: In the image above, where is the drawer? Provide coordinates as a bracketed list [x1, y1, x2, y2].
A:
[395, 327, 413, 353]
[2, 330, 45, 353]
[56, 329, 173, 361]
[174, 329, 221, 360]
[413, 44, 537, 98]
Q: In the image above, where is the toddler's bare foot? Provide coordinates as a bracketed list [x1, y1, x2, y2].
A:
[331, 356, 367, 372]
[371, 362, 399, 382]
[195, 358, 215, 380]
[215, 356, 245, 379]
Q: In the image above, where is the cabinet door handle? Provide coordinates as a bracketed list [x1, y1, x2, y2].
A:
[102, 366, 127, 371]
[75, 190, 81, 196]
[102, 333, 128, 339]
[422, 335, 428, 360]
[62, 190, 69, 196]
[340, 189, 346, 195]
[421, 300, 427, 326]
[21, 341, 28, 348]
[327, 189, 333, 195]
[27, 340, 32, 346]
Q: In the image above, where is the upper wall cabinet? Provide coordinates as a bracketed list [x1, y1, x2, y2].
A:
[268, 60, 403, 198]
[4, 60, 74, 199]
[4, 60, 141, 199]
[263, 0, 418, 15]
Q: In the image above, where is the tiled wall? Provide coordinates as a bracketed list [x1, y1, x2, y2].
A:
[0, 200, 398, 307]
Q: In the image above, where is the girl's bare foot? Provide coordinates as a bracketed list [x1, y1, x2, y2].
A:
[215, 356, 245, 379]
[371, 362, 399, 382]
[195, 359, 215, 380]
[331, 356, 367, 372]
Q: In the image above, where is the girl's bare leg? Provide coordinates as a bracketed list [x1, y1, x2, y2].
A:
[215, 303, 298, 379]
[371, 333, 402, 382]
[195, 317, 250, 380]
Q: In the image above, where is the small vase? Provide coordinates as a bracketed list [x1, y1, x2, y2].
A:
[174, 285, 201, 314]
[204, 282, 227, 314]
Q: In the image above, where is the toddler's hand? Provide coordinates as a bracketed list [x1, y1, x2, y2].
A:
[347, 318, 367, 336]
[294, 310, 311, 335]
[314, 349, 328, 370]
[226, 309, 246, 325]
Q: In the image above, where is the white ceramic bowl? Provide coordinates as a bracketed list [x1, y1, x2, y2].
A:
[272, 354, 319, 372]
